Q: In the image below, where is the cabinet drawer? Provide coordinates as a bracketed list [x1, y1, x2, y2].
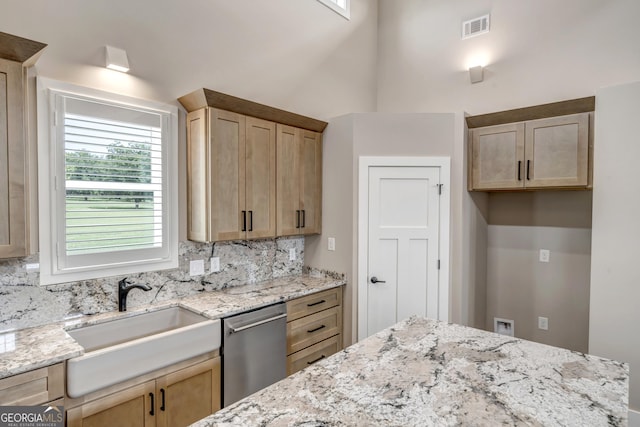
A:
[0, 363, 64, 405]
[286, 287, 341, 321]
[287, 335, 341, 376]
[287, 306, 341, 355]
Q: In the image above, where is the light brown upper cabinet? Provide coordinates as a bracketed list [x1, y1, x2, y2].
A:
[186, 108, 276, 242]
[0, 33, 46, 259]
[276, 125, 322, 236]
[467, 97, 594, 191]
[179, 88, 327, 242]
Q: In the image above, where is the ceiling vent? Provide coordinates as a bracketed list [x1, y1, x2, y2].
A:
[462, 14, 490, 39]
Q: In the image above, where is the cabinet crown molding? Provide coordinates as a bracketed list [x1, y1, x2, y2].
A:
[466, 96, 595, 129]
[178, 88, 328, 133]
[0, 32, 47, 65]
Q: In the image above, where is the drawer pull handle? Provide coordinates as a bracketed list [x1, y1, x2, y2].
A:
[517, 160, 522, 181]
[307, 324, 326, 333]
[307, 299, 326, 307]
[149, 392, 155, 416]
[307, 354, 326, 365]
[160, 388, 165, 411]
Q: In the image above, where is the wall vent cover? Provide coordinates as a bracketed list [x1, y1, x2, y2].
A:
[462, 14, 490, 39]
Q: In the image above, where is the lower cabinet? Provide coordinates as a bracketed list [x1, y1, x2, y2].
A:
[0, 362, 64, 406]
[66, 357, 220, 427]
[286, 287, 343, 376]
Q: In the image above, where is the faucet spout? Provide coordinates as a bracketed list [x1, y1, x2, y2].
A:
[118, 278, 152, 312]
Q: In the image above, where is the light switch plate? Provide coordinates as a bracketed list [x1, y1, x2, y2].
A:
[210, 257, 220, 273]
[289, 248, 296, 261]
[25, 263, 40, 271]
[539, 249, 550, 263]
[328, 237, 336, 251]
[190, 259, 205, 276]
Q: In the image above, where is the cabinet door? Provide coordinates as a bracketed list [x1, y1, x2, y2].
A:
[66, 381, 155, 427]
[186, 109, 209, 242]
[470, 123, 525, 190]
[524, 113, 589, 188]
[245, 117, 276, 239]
[209, 109, 246, 241]
[300, 130, 322, 235]
[155, 357, 220, 427]
[0, 58, 27, 258]
[276, 124, 302, 236]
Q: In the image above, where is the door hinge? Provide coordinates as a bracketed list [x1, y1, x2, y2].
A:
[438, 184, 443, 195]
[437, 259, 441, 270]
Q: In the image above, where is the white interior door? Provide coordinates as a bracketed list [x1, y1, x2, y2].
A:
[358, 157, 449, 340]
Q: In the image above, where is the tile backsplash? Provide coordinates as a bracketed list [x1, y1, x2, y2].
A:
[0, 237, 304, 331]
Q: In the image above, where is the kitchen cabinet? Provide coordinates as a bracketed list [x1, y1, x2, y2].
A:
[0, 33, 46, 258]
[186, 108, 276, 242]
[276, 124, 322, 236]
[469, 112, 591, 191]
[286, 287, 342, 376]
[66, 356, 220, 427]
[0, 362, 64, 406]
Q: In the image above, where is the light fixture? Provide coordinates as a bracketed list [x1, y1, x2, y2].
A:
[105, 46, 129, 73]
[469, 65, 484, 84]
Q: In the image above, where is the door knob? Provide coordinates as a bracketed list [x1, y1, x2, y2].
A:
[370, 276, 386, 284]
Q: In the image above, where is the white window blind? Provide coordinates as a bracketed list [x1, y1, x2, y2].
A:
[37, 78, 178, 285]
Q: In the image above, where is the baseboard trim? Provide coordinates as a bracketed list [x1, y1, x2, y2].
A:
[629, 409, 640, 427]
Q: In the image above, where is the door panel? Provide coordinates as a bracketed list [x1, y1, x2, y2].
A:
[300, 130, 322, 234]
[367, 166, 440, 337]
[245, 117, 276, 239]
[471, 123, 525, 190]
[186, 110, 208, 242]
[210, 109, 245, 241]
[525, 113, 589, 188]
[276, 124, 301, 236]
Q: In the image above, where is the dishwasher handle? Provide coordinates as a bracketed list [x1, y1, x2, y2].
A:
[228, 313, 287, 334]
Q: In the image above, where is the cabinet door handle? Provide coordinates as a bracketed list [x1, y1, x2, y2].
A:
[517, 160, 522, 181]
[296, 210, 300, 229]
[160, 388, 165, 411]
[307, 354, 326, 365]
[242, 211, 247, 232]
[307, 324, 326, 333]
[249, 211, 253, 232]
[526, 160, 531, 180]
[307, 299, 326, 307]
[301, 210, 306, 228]
[149, 392, 155, 416]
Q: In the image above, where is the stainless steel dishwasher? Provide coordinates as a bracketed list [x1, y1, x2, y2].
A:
[222, 303, 287, 407]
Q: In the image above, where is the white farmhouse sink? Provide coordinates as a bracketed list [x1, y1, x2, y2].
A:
[66, 307, 221, 398]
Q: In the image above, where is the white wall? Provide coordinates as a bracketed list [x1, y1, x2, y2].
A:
[1, 0, 378, 120]
[590, 80, 640, 411]
[376, 0, 640, 114]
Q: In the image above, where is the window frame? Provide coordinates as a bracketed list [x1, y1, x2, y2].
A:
[317, 0, 350, 19]
[37, 78, 179, 286]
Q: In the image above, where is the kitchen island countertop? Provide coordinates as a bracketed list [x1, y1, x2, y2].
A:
[192, 316, 628, 427]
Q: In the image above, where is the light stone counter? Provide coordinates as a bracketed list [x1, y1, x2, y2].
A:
[0, 274, 344, 379]
[192, 316, 629, 427]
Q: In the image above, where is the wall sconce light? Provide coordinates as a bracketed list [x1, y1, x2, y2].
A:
[105, 46, 129, 73]
[469, 65, 483, 84]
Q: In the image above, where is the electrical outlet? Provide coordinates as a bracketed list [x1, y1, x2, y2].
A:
[210, 257, 220, 273]
[328, 237, 336, 251]
[289, 248, 296, 261]
[539, 249, 550, 263]
[189, 259, 205, 276]
[538, 316, 549, 330]
[25, 263, 40, 272]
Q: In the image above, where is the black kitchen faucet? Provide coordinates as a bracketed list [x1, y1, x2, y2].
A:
[118, 278, 152, 312]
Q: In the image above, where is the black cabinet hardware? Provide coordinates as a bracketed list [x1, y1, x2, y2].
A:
[518, 160, 522, 181]
[307, 355, 326, 365]
[307, 324, 326, 333]
[296, 210, 300, 228]
[307, 299, 325, 307]
[249, 211, 253, 232]
[301, 210, 306, 228]
[160, 388, 165, 411]
[527, 160, 531, 180]
[149, 392, 155, 416]
[242, 211, 247, 232]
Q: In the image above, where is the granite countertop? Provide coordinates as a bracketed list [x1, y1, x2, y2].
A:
[192, 316, 629, 427]
[0, 274, 344, 379]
